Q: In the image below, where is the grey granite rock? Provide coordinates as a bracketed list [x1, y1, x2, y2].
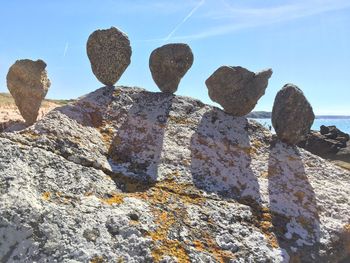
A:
[0, 86, 349, 262]
[272, 84, 315, 144]
[87, 27, 131, 86]
[6, 59, 51, 125]
[206, 66, 272, 116]
[149, 43, 193, 93]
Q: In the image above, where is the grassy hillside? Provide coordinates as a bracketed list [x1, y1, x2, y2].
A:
[0, 92, 73, 107]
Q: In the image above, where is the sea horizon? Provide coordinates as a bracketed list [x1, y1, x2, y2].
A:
[253, 117, 350, 134]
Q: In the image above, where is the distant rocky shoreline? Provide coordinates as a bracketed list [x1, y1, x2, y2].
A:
[247, 111, 350, 119]
[298, 125, 350, 171]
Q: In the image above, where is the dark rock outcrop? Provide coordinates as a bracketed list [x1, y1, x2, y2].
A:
[206, 66, 272, 116]
[87, 27, 132, 86]
[149, 43, 193, 93]
[0, 86, 349, 262]
[6, 59, 51, 125]
[299, 126, 350, 170]
[272, 84, 315, 144]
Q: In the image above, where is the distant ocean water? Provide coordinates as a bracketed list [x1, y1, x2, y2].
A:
[252, 118, 350, 135]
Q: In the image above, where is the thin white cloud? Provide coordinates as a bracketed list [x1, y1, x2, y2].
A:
[163, 0, 205, 41]
[63, 42, 69, 57]
[172, 0, 350, 41]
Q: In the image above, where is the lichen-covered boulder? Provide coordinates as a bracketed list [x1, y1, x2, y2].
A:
[87, 27, 132, 86]
[149, 43, 193, 93]
[272, 84, 315, 144]
[206, 66, 272, 116]
[1, 86, 349, 262]
[6, 59, 51, 125]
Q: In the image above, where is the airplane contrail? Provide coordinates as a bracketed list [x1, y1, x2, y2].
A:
[63, 42, 69, 57]
[163, 0, 205, 41]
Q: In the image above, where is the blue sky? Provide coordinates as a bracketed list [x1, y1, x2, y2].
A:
[0, 0, 349, 114]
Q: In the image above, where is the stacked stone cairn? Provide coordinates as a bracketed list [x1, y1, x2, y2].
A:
[6, 59, 51, 125]
[205, 66, 273, 116]
[272, 84, 315, 144]
[149, 43, 193, 93]
[86, 27, 132, 86]
[5, 26, 315, 146]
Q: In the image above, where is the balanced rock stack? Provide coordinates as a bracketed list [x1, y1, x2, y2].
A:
[272, 84, 315, 144]
[149, 43, 193, 93]
[87, 27, 132, 86]
[6, 59, 51, 125]
[206, 66, 273, 116]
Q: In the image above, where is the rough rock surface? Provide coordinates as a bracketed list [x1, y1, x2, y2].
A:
[149, 43, 193, 93]
[1, 86, 349, 262]
[6, 59, 51, 125]
[87, 27, 132, 86]
[206, 66, 272, 116]
[272, 84, 315, 145]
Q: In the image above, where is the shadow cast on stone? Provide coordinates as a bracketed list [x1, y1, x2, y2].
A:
[190, 108, 262, 205]
[268, 139, 320, 262]
[54, 86, 116, 128]
[0, 120, 27, 133]
[107, 90, 174, 190]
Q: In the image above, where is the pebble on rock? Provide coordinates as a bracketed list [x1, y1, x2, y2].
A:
[149, 43, 193, 93]
[87, 27, 132, 86]
[6, 59, 51, 125]
[272, 84, 315, 144]
[205, 66, 273, 116]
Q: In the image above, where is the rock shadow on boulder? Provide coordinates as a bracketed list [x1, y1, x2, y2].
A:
[107, 91, 174, 184]
[190, 109, 262, 204]
[268, 140, 320, 261]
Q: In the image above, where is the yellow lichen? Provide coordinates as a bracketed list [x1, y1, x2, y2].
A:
[42, 192, 51, 201]
[148, 210, 190, 262]
[169, 115, 195, 125]
[90, 256, 106, 263]
[114, 89, 122, 96]
[101, 194, 124, 205]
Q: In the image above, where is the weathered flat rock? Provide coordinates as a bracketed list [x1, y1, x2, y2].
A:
[272, 84, 315, 144]
[1, 86, 349, 262]
[149, 43, 193, 93]
[6, 59, 51, 125]
[87, 27, 132, 86]
[206, 66, 272, 116]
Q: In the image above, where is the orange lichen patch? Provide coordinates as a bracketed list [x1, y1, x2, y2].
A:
[98, 126, 115, 146]
[263, 231, 279, 249]
[193, 234, 236, 262]
[148, 210, 190, 262]
[193, 240, 205, 251]
[42, 191, 51, 201]
[260, 221, 273, 231]
[261, 212, 272, 222]
[251, 206, 280, 249]
[101, 193, 124, 205]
